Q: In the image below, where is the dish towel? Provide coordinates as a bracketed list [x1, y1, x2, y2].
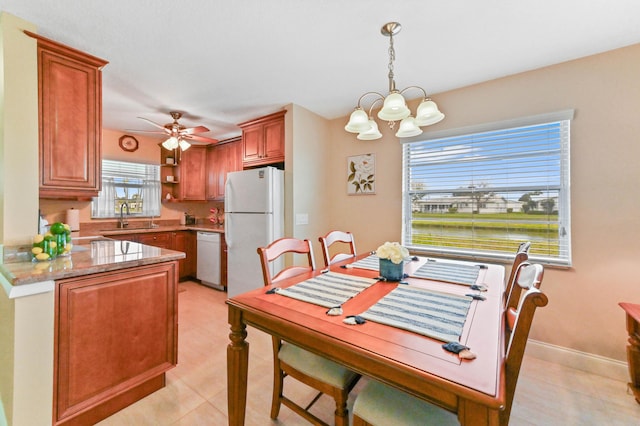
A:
[359, 286, 472, 342]
[276, 272, 377, 308]
[410, 261, 481, 286]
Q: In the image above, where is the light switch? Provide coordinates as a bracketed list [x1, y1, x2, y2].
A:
[296, 213, 309, 225]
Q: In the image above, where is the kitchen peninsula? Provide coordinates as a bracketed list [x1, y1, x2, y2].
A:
[0, 237, 185, 425]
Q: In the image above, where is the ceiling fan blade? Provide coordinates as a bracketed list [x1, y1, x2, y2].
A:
[125, 129, 167, 135]
[137, 117, 170, 131]
[181, 125, 210, 135]
[182, 134, 219, 144]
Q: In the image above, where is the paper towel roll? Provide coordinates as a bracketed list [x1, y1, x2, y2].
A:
[66, 208, 80, 231]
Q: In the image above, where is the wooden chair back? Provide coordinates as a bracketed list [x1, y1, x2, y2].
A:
[318, 230, 357, 267]
[257, 237, 316, 287]
[504, 241, 531, 307]
[502, 278, 548, 425]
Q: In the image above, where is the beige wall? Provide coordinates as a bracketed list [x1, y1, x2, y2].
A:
[0, 13, 39, 245]
[327, 43, 640, 361]
[0, 13, 54, 426]
[287, 104, 331, 267]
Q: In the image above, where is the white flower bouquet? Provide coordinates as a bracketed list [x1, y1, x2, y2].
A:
[376, 242, 409, 264]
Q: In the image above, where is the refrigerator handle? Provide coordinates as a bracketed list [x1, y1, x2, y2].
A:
[224, 213, 233, 248]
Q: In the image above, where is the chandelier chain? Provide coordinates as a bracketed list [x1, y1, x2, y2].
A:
[388, 33, 396, 92]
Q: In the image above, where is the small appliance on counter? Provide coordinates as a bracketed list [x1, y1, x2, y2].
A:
[184, 213, 196, 225]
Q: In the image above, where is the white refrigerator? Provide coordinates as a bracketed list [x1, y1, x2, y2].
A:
[225, 167, 284, 298]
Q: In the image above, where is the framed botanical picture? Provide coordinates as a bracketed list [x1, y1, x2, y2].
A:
[347, 153, 375, 195]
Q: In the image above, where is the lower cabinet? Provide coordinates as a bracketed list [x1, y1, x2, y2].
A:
[221, 233, 228, 287]
[112, 231, 196, 280]
[138, 232, 172, 248]
[172, 230, 197, 279]
[54, 262, 178, 425]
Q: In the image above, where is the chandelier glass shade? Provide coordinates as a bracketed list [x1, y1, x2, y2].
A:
[345, 22, 445, 140]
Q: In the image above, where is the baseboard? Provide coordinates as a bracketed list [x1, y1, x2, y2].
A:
[526, 339, 628, 382]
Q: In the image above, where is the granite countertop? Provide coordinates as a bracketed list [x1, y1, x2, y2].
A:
[87, 224, 225, 237]
[1, 236, 186, 288]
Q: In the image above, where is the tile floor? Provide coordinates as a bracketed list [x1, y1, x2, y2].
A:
[96, 280, 640, 425]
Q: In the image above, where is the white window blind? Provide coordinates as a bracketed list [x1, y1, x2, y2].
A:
[402, 115, 571, 266]
[92, 160, 161, 218]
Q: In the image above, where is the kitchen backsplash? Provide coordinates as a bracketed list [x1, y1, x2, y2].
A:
[39, 198, 224, 233]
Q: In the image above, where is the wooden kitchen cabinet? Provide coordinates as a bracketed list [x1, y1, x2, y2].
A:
[133, 230, 195, 280]
[220, 233, 228, 287]
[137, 232, 172, 248]
[238, 110, 286, 168]
[25, 30, 108, 200]
[54, 262, 178, 425]
[172, 230, 197, 280]
[206, 137, 242, 200]
[177, 146, 207, 201]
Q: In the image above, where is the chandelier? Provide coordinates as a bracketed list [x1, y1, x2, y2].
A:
[345, 22, 445, 140]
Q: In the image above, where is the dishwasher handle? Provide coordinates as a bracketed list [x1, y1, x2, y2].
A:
[197, 232, 220, 242]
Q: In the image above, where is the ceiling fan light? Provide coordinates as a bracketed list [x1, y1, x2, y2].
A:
[395, 116, 423, 138]
[378, 92, 410, 121]
[414, 99, 445, 126]
[345, 108, 372, 133]
[357, 120, 383, 140]
[162, 136, 179, 150]
[178, 139, 191, 151]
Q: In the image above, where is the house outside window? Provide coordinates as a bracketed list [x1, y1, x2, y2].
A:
[92, 160, 161, 218]
[402, 111, 572, 266]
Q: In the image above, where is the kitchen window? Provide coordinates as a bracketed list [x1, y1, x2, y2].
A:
[92, 160, 161, 218]
[402, 110, 572, 266]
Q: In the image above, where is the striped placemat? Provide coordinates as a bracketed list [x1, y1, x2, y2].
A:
[359, 286, 472, 342]
[349, 255, 380, 271]
[277, 272, 377, 308]
[410, 261, 480, 286]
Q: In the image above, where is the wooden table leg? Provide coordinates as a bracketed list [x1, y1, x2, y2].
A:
[458, 398, 500, 426]
[227, 305, 249, 425]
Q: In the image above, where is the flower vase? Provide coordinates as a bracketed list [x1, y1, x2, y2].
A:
[379, 258, 404, 281]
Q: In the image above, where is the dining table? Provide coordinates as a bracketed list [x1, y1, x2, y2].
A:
[226, 253, 506, 425]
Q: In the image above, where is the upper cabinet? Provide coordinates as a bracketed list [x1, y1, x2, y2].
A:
[238, 110, 286, 168]
[25, 31, 108, 200]
[160, 146, 207, 202]
[178, 146, 207, 201]
[206, 137, 242, 201]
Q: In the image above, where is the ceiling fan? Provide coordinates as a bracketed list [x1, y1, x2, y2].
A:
[130, 111, 219, 151]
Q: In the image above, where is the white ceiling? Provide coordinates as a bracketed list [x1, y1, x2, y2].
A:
[4, 0, 640, 141]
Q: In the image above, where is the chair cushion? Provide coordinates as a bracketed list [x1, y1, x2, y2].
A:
[278, 343, 358, 389]
[353, 380, 459, 426]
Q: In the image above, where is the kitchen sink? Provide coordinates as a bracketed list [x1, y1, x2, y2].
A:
[100, 226, 161, 232]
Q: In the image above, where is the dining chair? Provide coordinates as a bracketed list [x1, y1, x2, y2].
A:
[504, 241, 531, 307]
[257, 237, 360, 426]
[505, 262, 544, 346]
[352, 264, 548, 426]
[318, 230, 357, 268]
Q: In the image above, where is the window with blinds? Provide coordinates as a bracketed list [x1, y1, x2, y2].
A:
[91, 160, 161, 218]
[402, 113, 571, 266]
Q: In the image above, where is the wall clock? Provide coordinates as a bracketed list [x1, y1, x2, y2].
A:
[119, 135, 139, 152]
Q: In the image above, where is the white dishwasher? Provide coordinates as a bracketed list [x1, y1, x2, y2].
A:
[196, 232, 222, 290]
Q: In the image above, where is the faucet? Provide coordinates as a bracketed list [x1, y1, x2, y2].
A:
[119, 202, 130, 228]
